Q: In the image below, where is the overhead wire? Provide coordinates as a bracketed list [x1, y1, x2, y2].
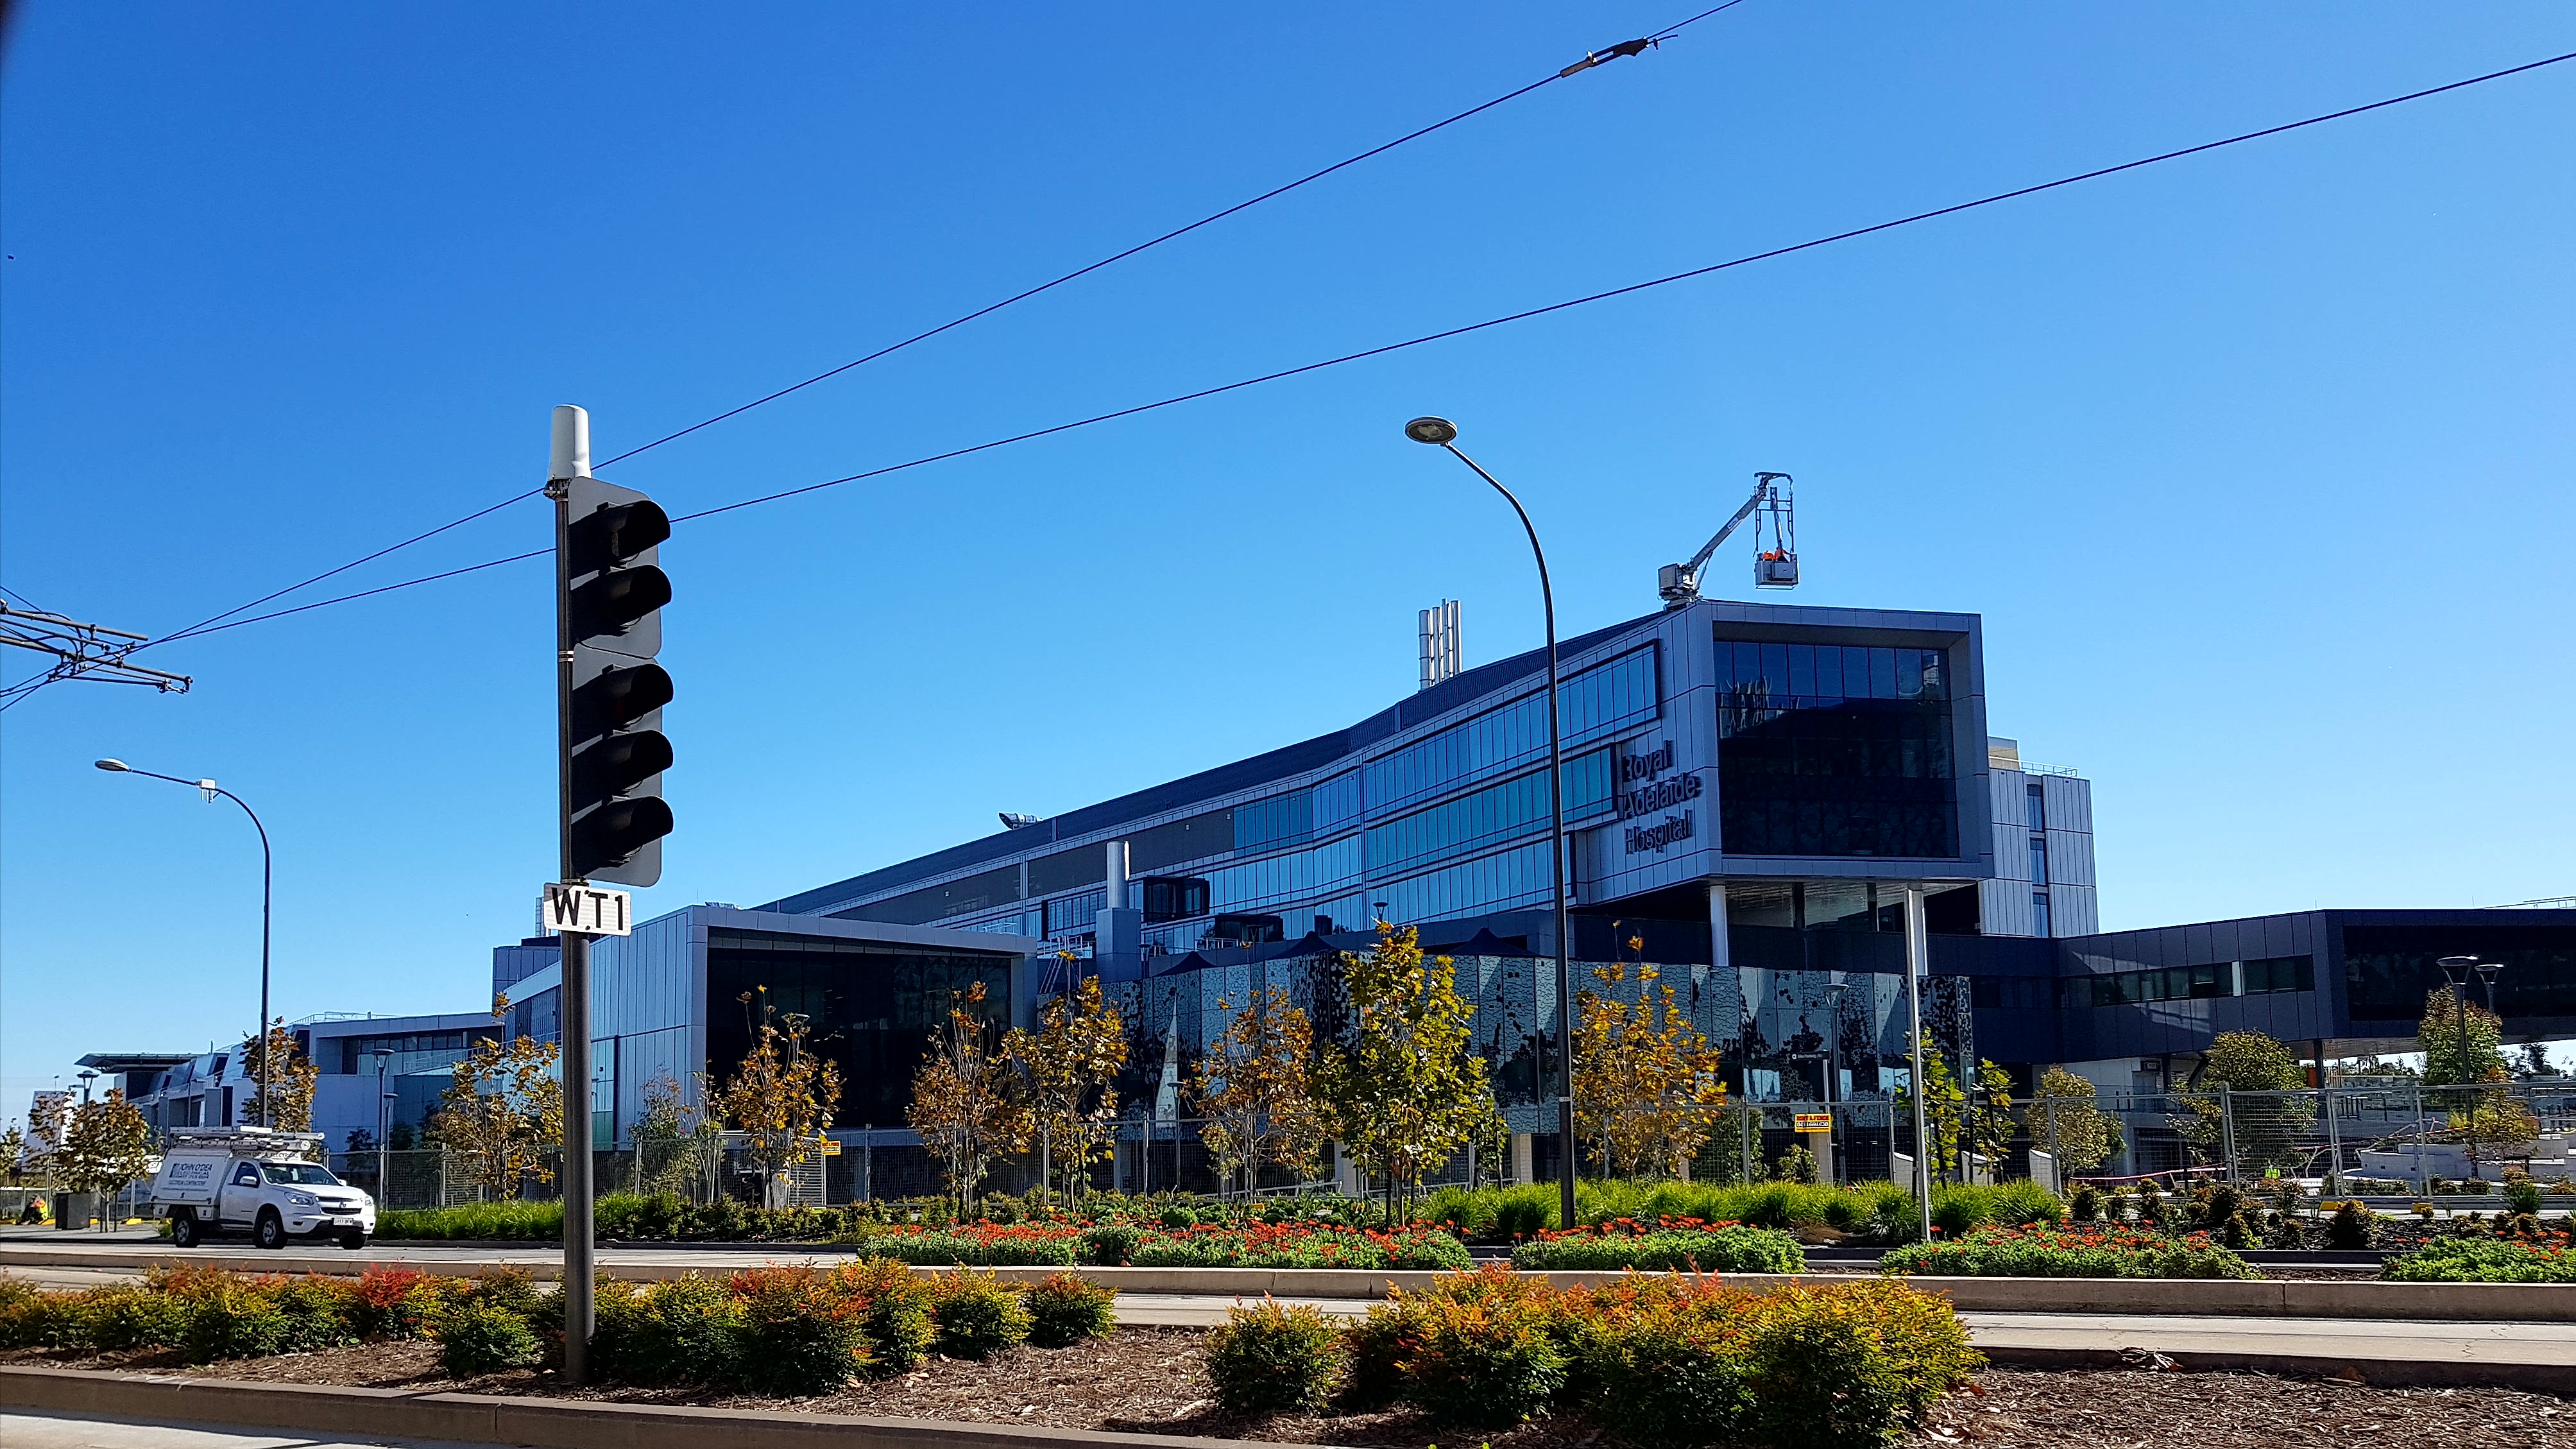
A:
[144, 10, 1739, 654]
[145, 47, 2576, 647]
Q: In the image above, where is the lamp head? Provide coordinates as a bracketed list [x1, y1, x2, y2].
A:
[1404, 416, 1458, 445]
[94, 759, 130, 773]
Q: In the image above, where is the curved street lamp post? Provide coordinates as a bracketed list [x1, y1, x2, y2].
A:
[96, 759, 275, 1128]
[1403, 416, 1579, 1231]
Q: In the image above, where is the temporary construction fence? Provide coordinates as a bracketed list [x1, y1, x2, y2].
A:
[2054, 1080, 2576, 1190]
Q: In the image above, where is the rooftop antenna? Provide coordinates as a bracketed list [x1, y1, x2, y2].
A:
[1658, 472, 1798, 608]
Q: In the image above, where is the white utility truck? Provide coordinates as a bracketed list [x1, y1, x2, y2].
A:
[148, 1127, 376, 1249]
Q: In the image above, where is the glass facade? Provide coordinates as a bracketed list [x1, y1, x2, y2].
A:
[1365, 750, 1610, 878]
[1714, 638, 1957, 858]
[1363, 647, 1659, 816]
[2340, 925, 2576, 1022]
[704, 928, 1015, 1127]
[2059, 955, 2311, 1008]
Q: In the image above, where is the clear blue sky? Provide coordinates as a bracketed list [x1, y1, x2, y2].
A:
[4, 5, 2570, 1121]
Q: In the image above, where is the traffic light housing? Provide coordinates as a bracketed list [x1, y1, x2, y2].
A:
[559, 477, 672, 886]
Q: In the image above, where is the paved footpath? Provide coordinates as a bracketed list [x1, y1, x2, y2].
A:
[4, 1412, 496, 1449]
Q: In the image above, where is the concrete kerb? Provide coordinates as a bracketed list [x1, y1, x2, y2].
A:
[7, 1245, 2575, 1322]
[0, 1366, 1301, 1449]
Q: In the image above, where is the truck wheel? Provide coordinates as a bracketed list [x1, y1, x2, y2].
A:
[337, 1228, 366, 1250]
[254, 1208, 287, 1249]
[169, 1210, 201, 1248]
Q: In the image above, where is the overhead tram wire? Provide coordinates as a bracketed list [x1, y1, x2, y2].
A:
[151, 48, 2576, 647]
[141, 12, 1737, 655]
[591, 3, 1745, 469]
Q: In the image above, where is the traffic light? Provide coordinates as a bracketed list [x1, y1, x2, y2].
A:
[559, 476, 672, 886]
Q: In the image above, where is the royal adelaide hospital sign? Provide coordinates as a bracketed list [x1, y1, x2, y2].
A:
[1615, 738, 1701, 855]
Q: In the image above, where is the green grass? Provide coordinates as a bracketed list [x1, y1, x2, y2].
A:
[378, 1198, 574, 1240]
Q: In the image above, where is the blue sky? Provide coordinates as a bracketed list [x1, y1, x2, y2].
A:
[4, 5, 2570, 1121]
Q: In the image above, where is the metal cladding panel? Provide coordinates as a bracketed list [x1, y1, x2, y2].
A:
[2040, 774, 2094, 837]
[1980, 879, 2035, 937]
[2051, 884, 2101, 936]
[2045, 829, 2096, 889]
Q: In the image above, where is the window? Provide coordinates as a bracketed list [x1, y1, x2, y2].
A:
[1140, 877, 1209, 923]
[839, 862, 1023, 927]
[2032, 891, 2051, 938]
[1363, 647, 1659, 815]
[2242, 956, 2315, 995]
[2339, 926, 2575, 1021]
[1045, 889, 1107, 935]
[2026, 782, 2045, 831]
[1714, 639, 1959, 859]
[1365, 749, 1610, 878]
[232, 1164, 262, 1187]
[2028, 837, 2048, 886]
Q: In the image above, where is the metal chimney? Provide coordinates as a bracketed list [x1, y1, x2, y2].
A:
[1418, 599, 1462, 690]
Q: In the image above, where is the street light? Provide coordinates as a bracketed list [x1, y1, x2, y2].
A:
[2438, 955, 2505, 1179]
[375, 1049, 394, 1201]
[77, 1070, 98, 1105]
[95, 759, 275, 1127]
[1403, 416, 1577, 1231]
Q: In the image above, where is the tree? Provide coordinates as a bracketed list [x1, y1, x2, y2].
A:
[1573, 950, 1729, 1178]
[708, 988, 844, 1209]
[1894, 1040, 1965, 1184]
[907, 981, 1027, 1214]
[239, 1018, 320, 1146]
[2512, 1043, 2557, 1080]
[1965, 1059, 2017, 1177]
[432, 995, 563, 1200]
[2026, 1067, 2125, 1174]
[2176, 1031, 2306, 1172]
[1313, 923, 1500, 1221]
[631, 1070, 716, 1200]
[1007, 973, 1128, 1201]
[384, 1121, 416, 1153]
[0, 1125, 24, 1185]
[1191, 985, 1327, 1197]
[53, 1092, 154, 1229]
[2419, 990, 2533, 1174]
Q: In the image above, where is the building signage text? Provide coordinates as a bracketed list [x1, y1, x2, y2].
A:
[1616, 738, 1700, 855]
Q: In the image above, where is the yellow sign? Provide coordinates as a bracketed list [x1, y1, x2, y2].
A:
[1793, 1113, 1833, 1133]
[821, 1139, 843, 1156]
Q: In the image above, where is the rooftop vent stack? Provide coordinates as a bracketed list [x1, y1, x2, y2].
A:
[1419, 599, 1462, 690]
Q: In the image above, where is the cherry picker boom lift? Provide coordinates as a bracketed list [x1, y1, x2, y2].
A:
[1657, 471, 1798, 607]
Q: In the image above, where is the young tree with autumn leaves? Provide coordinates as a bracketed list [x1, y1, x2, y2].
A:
[51, 1092, 155, 1229]
[709, 988, 844, 1208]
[239, 1019, 321, 1152]
[1005, 972, 1127, 1202]
[907, 981, 1027, 1214]
[1191, 984, 1328, 1197]
[1314, 923, 1500, 1221]
[432, 995, 563, 1200]
[1572, 942, 1729, 1178]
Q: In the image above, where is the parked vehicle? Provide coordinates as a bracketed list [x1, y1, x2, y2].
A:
[147, 1127, 376, 1249]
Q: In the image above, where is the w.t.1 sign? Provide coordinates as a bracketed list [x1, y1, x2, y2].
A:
[540, 882, 634, 936]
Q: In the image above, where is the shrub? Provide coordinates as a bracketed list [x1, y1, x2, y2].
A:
[459, 1265, 547, 1321]
[1080, 1222, 1143, 1265]
[433, 1300, 541, 1378]
[179, 1282, 294, 1364]
[2466, 1177, 2493, 1196]
[927, 1269, 1032, 1360]
[2327, 1200, 2378, 1251]
[67, 1286, 185, 1351]
[349, 1268, 442, 1339]
[1390, 1287, 1567, 1428]
[1512, 1221, 1804, 1273]
[730, 1266, 873, 1396]
[269, 1275, 359, 1354]
[1928, 1180, 2064, 1239]
[1204, 1298, 1339, 1415]
[1582, 1279, 1977, 1449]
[0, 1282, 66, 1350]
[2507, 1178, 2545, 1217]
[1493, 1185, 1556, 1239]
[1158, 1203, 1199, 1230]
[1882, 1224, 2258, 1280]
[1338, 1292, 1429, 1411]
[830, 1257, 936, 1372]
[2068, 1184, 2100, 1222]
[2384, 1237, 2576, 1283]
[858, 1223, 1082, 1267]
[592, 1274, 742, 1385]
[1023, 1273, 1117, 1348]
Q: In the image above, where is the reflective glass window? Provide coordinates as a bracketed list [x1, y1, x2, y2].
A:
[1715, 636, 1959, 859]
[1363, 647, 1657, 815]
[2031, 891, 2051, 938]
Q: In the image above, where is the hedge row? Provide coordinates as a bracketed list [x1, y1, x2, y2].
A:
[2383, 1235, 2576, 1283]
[1417, 1179, 2063, 1244]
[1206, 1267, 1979, 1449]
[1879, 1223, 2259, 1279]
[0, 1262, 1117, 1394]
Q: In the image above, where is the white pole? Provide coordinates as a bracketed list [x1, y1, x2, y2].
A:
[1904, 886, 1932, 1242]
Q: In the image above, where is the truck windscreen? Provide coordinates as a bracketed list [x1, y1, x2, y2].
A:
[259, 1162, 343, 1187]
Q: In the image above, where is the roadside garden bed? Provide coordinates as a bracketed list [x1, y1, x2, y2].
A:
[1881, 1224, 2260, 1280]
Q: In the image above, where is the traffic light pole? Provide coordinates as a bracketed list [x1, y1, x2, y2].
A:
[549, 406, 596, 1387]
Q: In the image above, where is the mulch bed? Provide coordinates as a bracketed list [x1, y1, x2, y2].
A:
[7, 1338, 2570, 1446]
